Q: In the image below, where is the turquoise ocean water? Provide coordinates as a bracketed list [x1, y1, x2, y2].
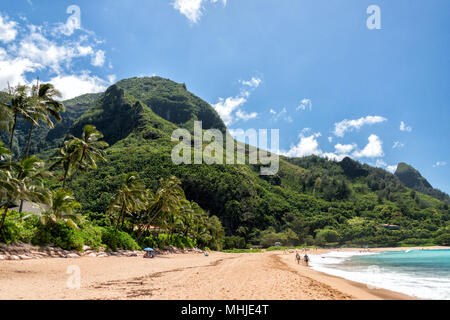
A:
[309, 249, 450, 300]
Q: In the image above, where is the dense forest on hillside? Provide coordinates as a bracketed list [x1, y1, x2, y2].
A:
[1, 77, 449, 251]
[395, 162, 450, 204]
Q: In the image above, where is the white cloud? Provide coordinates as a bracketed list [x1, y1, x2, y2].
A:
[15, 27, 98, 74]
[0, 14, 18, 43]
[353, 134, 384, 158]
[374, 159, 397, 173]
[50, 73, 110, 100]
[392, 141, 404, 149]
[173, 0, 203, 23]
[328, 136, 333, 143]
[173, 0, 227, 23]
[213, 96, 246, 126]
[375, 159, 387, 167]
[297, 98, 312, 111]
[212, 76, 260, 125]
[282, 130, 382, 163]
[386, 165, 398, 173]
[400, 121, 412, 132]
[107, 74, 117, 84]
[333, 115, 387, 137]
[91, 50, 105, 67]
[284, 132, 322, 158]
[335, 143, 357, 154]
[270, 107, 292, 123]
[0, 13, 111, 98]
[322, 152, 347, 162]
[433, 161, 447, 168]
[235, 109, 257, 122]
[0, 49, 39, 89]
[240, 77, 261, 88]
[321, 143, 356, 161]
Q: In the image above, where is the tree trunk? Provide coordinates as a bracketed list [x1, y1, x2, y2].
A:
[18, 123, 34, 213]
[115, 211, 122, 230]
[62, 168, 68, 189]
[9, 114, 17, 152]
[68, 149, 86, 188]
[0, 206, 9, 232]
[136, 225, 146, 240]
[24, 123, 34, 158]
[121, 215, 125, 229]
[116, 205, 126, 230]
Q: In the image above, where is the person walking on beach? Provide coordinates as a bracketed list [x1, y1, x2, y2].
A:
[304, 254, 310, 266]
[295, 252, 301, 264]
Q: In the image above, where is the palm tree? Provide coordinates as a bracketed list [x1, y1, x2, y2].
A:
[146, 176, 184, 226]
[179, 200, 195, 238]
[147, 176, 185, 222]
[24, 82, 65, 158]
[0, 84, 37, 152]
[0, 157, 50, 232]
[140, 176, 185, 239]
[40, 189, 82, 229]
[0, 142, 14, 230]
[49, 139, 79, 188]
[10, 156, 52, 213]
[0, 141, 11, 161]
[108, 173, 147, 229]
[50, 125, 107, 189]
[0, 98, 13, 133]
[190, 201, 209, 240]
[66, 125, 108, 187]
[0, 170, 16, 232]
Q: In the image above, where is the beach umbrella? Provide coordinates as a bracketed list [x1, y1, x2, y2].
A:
[143, 248, 154, 251]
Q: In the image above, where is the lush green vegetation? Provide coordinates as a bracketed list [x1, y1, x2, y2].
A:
[0, 81, 226, 251]
[1, 77, 449, 252]
[395, 162, 450, 203]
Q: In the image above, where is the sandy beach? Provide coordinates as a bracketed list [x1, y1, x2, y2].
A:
[1, 247, 439, 300]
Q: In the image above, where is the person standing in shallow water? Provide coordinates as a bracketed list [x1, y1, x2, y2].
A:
[304, 254, 310, 266]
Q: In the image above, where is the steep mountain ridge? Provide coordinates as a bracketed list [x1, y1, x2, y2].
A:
[395, 162, 450, 203]
[116, 77, 226, 133]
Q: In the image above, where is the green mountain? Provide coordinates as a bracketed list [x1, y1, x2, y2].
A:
[115, 77, 226, 133]
[45, 92, 103, 144]
[2, 77, 450, 248]
[395, 162, 450, 204]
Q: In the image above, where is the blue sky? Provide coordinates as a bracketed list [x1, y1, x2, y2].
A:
[0, 0, 449, 193]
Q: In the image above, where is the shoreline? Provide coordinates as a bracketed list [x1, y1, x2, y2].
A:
[0, 246, 447, 300]
[278, 254, 414, 300]
[295, 246, 450, 300]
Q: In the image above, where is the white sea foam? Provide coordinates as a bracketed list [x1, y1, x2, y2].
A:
[309, 251, 450, 300]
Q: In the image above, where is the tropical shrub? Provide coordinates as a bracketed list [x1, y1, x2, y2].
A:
[101, 227, 140, 251]
[32, 222, 84, 251]
[315, 229, 341, 246]
[79, 223, 104, 250]
[224, 236, 246, 249]
[0, 221, 21, 244]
